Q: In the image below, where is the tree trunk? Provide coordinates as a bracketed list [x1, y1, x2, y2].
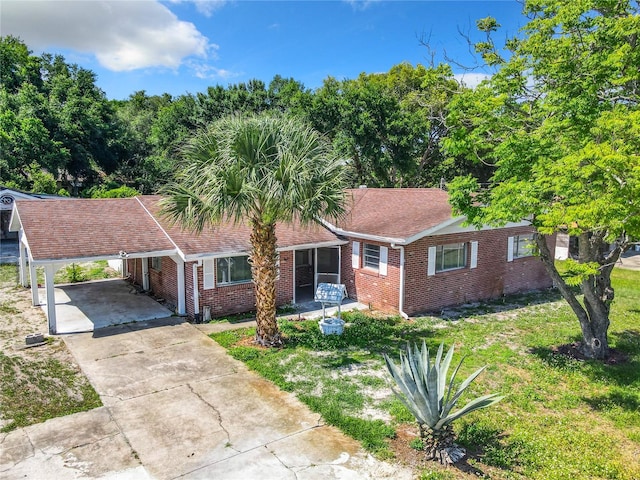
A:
[535, 232, 625, 360]
[250, 220, 282, 347]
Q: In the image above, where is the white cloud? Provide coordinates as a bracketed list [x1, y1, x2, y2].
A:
[454, 72, 492, 88]
[167, 0, 227, 17]
[1, 0, 212, 71]
[188, 60, 237, 81]
[343, 0, 380, 11]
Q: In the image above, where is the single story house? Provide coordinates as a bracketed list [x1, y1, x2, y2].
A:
[10, 188, 554, 333]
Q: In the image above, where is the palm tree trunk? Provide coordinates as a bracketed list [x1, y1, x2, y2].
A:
[250, 219, 282, 347]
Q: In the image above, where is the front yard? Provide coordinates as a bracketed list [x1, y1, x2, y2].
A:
[0, 264, 102, 433]
[211, 267, 640, 480]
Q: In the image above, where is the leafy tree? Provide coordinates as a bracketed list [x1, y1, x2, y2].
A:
[161, 114, 347, 347]
[1, 37, 126, 194]
[445, 0, 640, 359]
[88, 185, 140, 198]
[307, 65, 489, 188]
[112, 91, 174, 193]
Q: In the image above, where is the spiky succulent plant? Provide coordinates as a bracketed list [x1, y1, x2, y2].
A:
[384, 341, 503, 463]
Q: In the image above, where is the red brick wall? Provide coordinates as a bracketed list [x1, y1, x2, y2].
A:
[191, 251, 294, 319]
[126, 256, 180, 312]
[343, 228, 555, 316]
[341, 240, 402, 314]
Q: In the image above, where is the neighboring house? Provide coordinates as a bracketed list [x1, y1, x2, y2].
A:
[10, 188, 554, 333]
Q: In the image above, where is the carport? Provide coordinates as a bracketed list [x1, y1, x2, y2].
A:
[9, 197, 186, 334]
[38, 279, 174, 333]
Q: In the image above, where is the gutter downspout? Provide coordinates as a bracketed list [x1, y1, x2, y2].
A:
[390, 244, 409, 319]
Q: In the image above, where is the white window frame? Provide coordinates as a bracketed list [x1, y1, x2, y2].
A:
[509, 234, 536, 261]
[150, 256, 162, 271]
[216, 255, 252, 286]
[363, 243, 380, 271]
[428, 242, 472, 275]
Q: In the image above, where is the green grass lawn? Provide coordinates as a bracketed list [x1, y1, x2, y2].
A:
[0, 352, 102, 432]
[211, 267, 640, 480]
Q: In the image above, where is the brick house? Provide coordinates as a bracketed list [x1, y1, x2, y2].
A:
[10, 188, 554, 333]
[327, 188, 554, 317]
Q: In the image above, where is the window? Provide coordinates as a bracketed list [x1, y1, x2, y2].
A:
[363, 244, 380, 270]
[150, 257, 162, 271]
[512, 234, 536, 259]
[436, 243, 467, 272]
[216, 256, 252, 285]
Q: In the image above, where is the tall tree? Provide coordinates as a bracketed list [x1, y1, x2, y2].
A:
[161, 114, 346, 347]
[308, 65, 488, 188]
[445, 0, 640, 359]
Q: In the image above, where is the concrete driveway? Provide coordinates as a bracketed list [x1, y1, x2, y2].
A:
[618, 249, 640, 270]
[39, 279, 174, 334]
[1, 318, 409, 480]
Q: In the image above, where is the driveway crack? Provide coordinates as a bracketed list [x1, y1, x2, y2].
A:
[186, 383, 238, 453]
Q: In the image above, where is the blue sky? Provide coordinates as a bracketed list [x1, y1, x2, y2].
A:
[2, 1, 527, 100]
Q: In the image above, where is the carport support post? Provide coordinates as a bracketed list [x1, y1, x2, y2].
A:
[44, 263, 57, 334]
[19, 231, 28, 287]
[29, 260, 39, 306]
[171, 256, 186, 315]
[142, 257, 150, 291]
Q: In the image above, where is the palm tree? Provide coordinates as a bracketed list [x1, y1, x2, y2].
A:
[161, 113, 347, 347]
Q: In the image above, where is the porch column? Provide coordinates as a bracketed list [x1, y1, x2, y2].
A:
[171, 256, 186, 315]
[44, 263, 57, 334]
[19, 231, 28, 287]
[142, 257, 150, 291]
[30, 260, 39, 306]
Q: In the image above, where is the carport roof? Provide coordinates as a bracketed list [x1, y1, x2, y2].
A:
[14, 198, 177, 262]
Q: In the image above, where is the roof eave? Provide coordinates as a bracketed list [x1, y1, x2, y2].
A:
[29, 249, 180, 266]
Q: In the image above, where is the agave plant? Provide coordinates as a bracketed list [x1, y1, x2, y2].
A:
[384, 341, 503, 464]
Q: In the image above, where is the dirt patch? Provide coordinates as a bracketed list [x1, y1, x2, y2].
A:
[553, 342, 629, 365]
[0, 273, 70, 362]
[388, 423, 506, 479]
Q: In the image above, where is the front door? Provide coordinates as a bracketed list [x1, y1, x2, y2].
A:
[293, 247, 341, 303]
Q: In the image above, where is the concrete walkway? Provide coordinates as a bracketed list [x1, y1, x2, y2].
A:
[1, 318, 410, 480]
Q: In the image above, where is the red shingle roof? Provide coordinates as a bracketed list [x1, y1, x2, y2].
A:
[16, 196, 343, 262]
[15, 198, 176, 261]
[138, 196, 341, 258]
[332, 188, 454, 242]
[15, 189, 454, 262]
